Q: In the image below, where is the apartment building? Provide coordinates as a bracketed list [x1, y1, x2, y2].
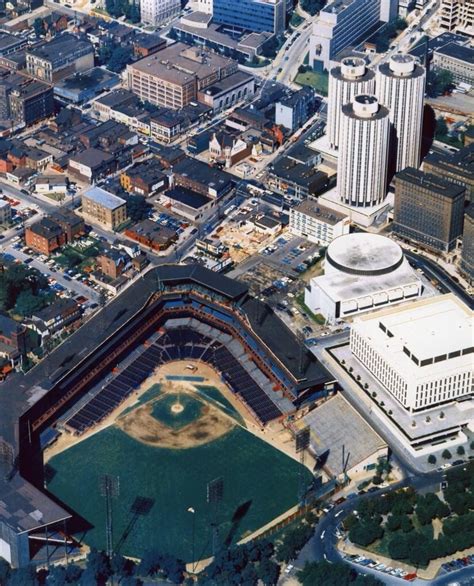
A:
[81, 186, 128, 230]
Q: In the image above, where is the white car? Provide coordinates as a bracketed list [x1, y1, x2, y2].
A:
[284, 564, 294, 574]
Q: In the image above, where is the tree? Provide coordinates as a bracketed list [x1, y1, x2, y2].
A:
[400, 515, 413, 533]
[14, 290, 47, 317]
[107, 46, 132, 73]
[426, 69, 454, 98]
[84, 549, 111, 584]
[257, 558, 280, 586]
[300, 0, 326, 17]
[435, 117, 449, 140]
[386, 514, 402, 532]
[123, 194, 152, 223]
[442, 449, 452, 460]
[457, 445, 465, 456]
[349, 519, 383, 547]
[428, 454, 436, 465]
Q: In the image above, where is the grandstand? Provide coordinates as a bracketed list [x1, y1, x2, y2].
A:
[0, 264, 334, 568]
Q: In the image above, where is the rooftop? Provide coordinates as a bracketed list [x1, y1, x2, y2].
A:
[129, 43, 235, 86]
[435, 41, 474, 62]
[292, 200, 348, 225]
[396, 167, 466, 199]
[327, 233, 404, 276]
[354, 294, 473, 374]
[298, 393, 386, 477]
[27, 33, 93, 65]
[82, 186, 126, 210]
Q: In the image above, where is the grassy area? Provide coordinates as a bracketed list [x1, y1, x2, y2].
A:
[295, 70, 328, 96]
[296, 293, 326, 325]
[47, 400, 310, 562]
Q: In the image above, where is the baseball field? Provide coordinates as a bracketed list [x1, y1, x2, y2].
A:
[46, 384, 310, 562]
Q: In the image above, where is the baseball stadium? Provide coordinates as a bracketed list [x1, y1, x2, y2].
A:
[0, 265, 334, 567]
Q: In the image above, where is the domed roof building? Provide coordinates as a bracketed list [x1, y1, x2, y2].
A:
[304, 233, 423, 323]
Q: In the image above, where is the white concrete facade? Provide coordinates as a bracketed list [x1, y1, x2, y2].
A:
[350, 294, 473, 412]
[375, 54, 426, 173]
[327, 57, 376, 150]
[304, 233, 423, 323]
[140, 0, 180, 26]
[338, 95, 389, 207]
[289, 201, 350, 245]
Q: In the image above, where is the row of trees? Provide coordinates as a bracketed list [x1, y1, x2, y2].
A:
[346, 464, 474, 568]
[0, 548, 186, 586]
[196, 540, 280, 585]
[298, 561, 383, 586]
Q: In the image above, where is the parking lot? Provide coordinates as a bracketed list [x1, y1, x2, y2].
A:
[3, 243, 102, 307]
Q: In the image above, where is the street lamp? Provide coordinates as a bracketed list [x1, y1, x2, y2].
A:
[187, 507, 196, 573]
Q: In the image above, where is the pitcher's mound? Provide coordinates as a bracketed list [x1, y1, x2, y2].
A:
[116, 390, 235, 449]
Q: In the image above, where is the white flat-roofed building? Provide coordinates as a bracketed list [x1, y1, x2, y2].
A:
[140, 0, 180, 26]
[304, 233, 423, 323]
[289, 200, 350, 245]
[351, 294, 473, 412]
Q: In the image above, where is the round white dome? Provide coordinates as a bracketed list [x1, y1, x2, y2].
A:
[326, 233, 404, 276]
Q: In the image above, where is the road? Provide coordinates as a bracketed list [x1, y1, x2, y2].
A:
[405, 250, 474, 309]
[294, 463, 474, 585]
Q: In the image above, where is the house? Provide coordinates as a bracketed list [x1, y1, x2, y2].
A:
[68, 148, 116, 183]
[0, 314, 26, 367]
[120, 161, 168, 196]
[34, 175, 68, 197]
[30, 298, 82, 338]
[98, 248, 131, 279]
[208, 132, 251, 168]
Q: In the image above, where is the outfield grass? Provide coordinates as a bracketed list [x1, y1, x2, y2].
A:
[47, 413, 309, 561]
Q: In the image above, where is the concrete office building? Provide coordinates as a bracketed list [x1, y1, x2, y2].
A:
[126, 44, 237, 110]
[304, 233, 423, 323]
[432, 42, 474, 85]
[327, 57, 375, 150]
[351, 295, 473, 412]
[309, 0, 397, 71]
[212, 0, 286, 34]
[440, 0, 474, 37]
[140, 0, 181, 26]
[393, 167, 466, 254]
[423, 144, 473, 203]
[338, 95, 390, 208]
[289, 200, 350, 245]
[376, 54, 426, 174]
[460, 205, 474, 284]
[81, 187, 127, 230]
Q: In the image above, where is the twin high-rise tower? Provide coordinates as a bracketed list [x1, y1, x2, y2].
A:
[328, 54, 426, 212]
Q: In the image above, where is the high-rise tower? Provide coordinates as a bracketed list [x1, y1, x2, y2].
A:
[338, 94, 390, 208]
[327, 57, 376, 150]
[376, 54, 426, 174]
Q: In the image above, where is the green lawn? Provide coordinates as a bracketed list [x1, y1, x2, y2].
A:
[295, 70, 328, 96]
[47, 412, 309, 562]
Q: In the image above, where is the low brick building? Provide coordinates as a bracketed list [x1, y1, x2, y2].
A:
[25, 217, 67, 255]
[124, 219, 177, 251]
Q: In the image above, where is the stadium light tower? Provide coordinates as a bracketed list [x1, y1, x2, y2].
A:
[99, 474, 120, 558]
[295, 426, 311, 505]
[207, 477, 224, 556]
[187, 507, 196, 572]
